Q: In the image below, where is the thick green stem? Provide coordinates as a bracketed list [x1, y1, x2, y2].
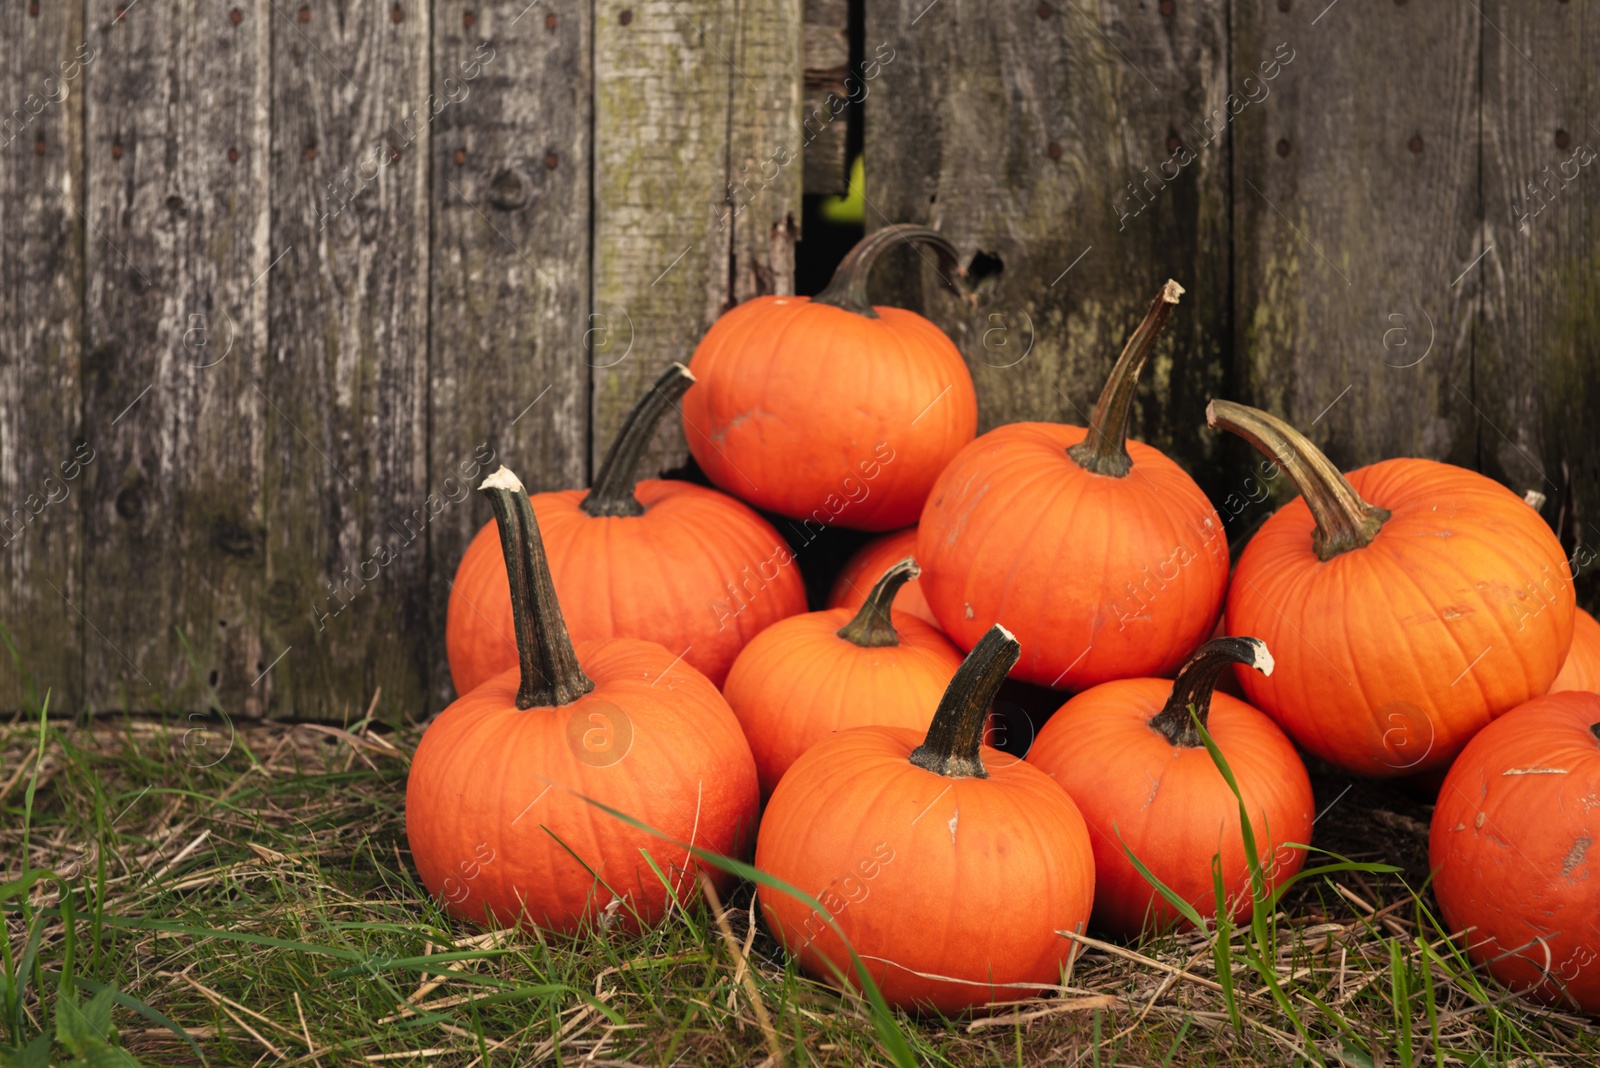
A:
[909, 625, 1018, 779]
[1067, 280, 1184, 477]
[1148, 637, 1274, 747]
[811, 224, 968, 319]
[581, 363, 695, 518]
[480, 467, 595, 709]
[836, 557, 919, 648]
[1206, 400, 1391, 561]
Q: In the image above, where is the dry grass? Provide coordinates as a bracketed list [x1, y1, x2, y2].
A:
[2, 709, 1596, 1067]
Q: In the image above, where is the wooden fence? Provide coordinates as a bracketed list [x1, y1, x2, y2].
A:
[2, 0, 1596, 720]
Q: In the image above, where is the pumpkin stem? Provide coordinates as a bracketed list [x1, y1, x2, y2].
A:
[1206, 400, 1391, 561]
[1148, 637, 1274, 747]
[836, 556, 919, 648]
[479, 466, 596, 709]
[811, 224, 969, 320]
[909, 625, 1018, 779]
[582, 363, 695, 518]
[1066, 280, 1184, 478]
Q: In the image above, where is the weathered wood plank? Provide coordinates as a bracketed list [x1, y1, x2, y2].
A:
[1231, 2, 1480, 497]
[426, 0, 591, 708]
[263, 0, 431, 720]
[730, 0, 802, 300]
[0, 0, 86, 712]
[1476, 0, 1600, 604]
[592, 0, 738, 480]
[79, 0, 271, 716]
[863, 0, 1232, 496]
[801, 0, 849, 196]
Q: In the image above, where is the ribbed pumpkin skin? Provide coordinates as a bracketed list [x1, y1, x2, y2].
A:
[826, 529, 938, 629]
[1551, 608, 1600, 693]
[1027, 680, 1312, 934]
[407, 639, 759, 932]
[1227, 459, 1574, 776]
[1430, 692, 1600, 1013]
[755, 727, 1094, 1014]
[683, 297, 977, 531]
[917, 423, 1228, 688]
[447, 480, 805, 696]
[723, 608, 963, 798]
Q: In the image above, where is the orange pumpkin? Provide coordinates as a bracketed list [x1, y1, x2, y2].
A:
[725, 557, 964, 799]
[447, 364, 806, 695]
[826, 528, 938, 629]
[1210, 401, 1575, 776]
[1027, 637, 1312, 935]
[917, 282, 1228, 689]
[408, 467, 760, 932]
[755, 626, 1095, 1014]
[1430, 690, 1600, 1013]
[1551, 608, 1600, 693]
[682, 225, 977, 531]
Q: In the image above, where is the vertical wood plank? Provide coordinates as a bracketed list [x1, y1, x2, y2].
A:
[592, 0, 736, 479]
[0, 0, 86, 711]
[263, 0, 430, 720]
[1231, 2, 1480, 486]
[1477, 0, 1600, 603]
[426, 0, 591, 708]
[863, 0, 1232, 494]
[81, 0, 271, 714]
[729, 0, 802, 300]
[801, 0, 849, 197]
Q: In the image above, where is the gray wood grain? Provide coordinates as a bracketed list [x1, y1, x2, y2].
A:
[426, 0, 592, 709]
[1476, 0, 1600, 603]
[731, 0, 802, 300]
[262, 0, 431, 720]
[79, 0, 271, 717]
[802, 0, 849, 196]
[0, 0, 86, 712]
[1231, 1, 1480, 487]
[863, 0, 1232, 496]
[592, 0, 737, 480]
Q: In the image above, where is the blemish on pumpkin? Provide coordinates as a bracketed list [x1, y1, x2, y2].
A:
[1474, 811, 1486, 829]
[1452, 822, 1466, 832]
[964, 603, 974, 619]
[1560, 836, 1591, 877]
[947, 809, 959, 844]
[1502, 766, 1569, 775]
[1441, 606, 1468, 620]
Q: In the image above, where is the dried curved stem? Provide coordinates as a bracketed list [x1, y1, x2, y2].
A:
[909, 625, 1018, 779]
[1147, 637, 1274, 747]
[480, 467, 595, 709]
[811, 224, 968, 319]
[836, 557, 919, 648]
[582, 363, 695, 518]
[1207, 400, 1390, 561]
[1067, 280, 1184, 478]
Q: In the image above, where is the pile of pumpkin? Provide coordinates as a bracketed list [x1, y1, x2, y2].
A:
[406, 226, 1600, 1016]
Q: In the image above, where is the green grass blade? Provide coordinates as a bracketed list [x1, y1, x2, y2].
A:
[1116, 827, 1208, 932]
